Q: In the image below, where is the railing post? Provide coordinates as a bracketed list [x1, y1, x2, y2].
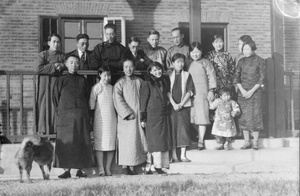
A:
[33, 74, 37, 135]
[20, 74, 24, 135]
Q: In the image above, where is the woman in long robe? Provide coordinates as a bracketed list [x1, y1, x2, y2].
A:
[234, 40, 266, 150]
[187, 42, 217, 150]
[53, 55, 94, 178]
[140, 62, 171, 174]
[113, 59, 147, 175]
[36, 34, 65, 134]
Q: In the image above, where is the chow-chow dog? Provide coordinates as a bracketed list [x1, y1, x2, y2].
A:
[15, 136, 54, 183]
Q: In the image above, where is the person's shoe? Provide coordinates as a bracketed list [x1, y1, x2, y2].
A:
[144, 169, 153, 175]
[252, 141, 259, 150]
[181, 158, 191, 162]
[214, 145, 224, 150]
[128, 168, 138, 175]
[240, 142, 252, 150]
[197, 142, 205, 150]
[76, 170, 87, 178]
[122, 168, 129, 175]
[154, 168, 167, 175]
[170, 158, 181, 163]
[58, 171, 71, 179]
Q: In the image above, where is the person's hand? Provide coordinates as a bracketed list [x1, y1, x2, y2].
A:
[173, 103, 182, 111]
[231, 111, 237, 117]
[244, 90, 254, 99]
[207, 91, 215, 102]
[140, 58, 145, 63]
[127, 113, 135, 120]
[140, 122, 146, 128]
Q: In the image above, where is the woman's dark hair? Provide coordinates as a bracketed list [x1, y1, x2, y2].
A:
[239, 35, 253, 44]
[128, 36, 140, 44]
[147, 61, 163, 77]
[219, 87, 231, 97]
[189, 42, 202, 52]
[97, 65, 111, 79]
[242, 39, 257, 52]
[47, 33, 61, 42]
[213, 34, 223, 42]
[171, 53, 186, 63]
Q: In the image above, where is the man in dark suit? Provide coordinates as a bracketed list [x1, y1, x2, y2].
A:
[68, 34, 97, 87]
[121, 36, 152, 71]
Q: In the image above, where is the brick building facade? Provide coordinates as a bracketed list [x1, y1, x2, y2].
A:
[0, 0, 299, 137]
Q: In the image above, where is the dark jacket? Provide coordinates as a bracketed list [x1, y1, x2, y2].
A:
[121, 49, 152, 70]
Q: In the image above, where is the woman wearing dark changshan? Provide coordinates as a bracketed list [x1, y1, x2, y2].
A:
[140, 62, 171, 175]
[234, 40, 266, 150]
[53, 55, 94, 178]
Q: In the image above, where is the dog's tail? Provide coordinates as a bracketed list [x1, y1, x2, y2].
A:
[20, 137, 41, 149]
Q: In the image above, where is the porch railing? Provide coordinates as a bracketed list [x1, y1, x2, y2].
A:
[0, 70, 146, 143]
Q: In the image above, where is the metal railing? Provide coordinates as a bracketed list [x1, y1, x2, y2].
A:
[0, 70, 146, 143]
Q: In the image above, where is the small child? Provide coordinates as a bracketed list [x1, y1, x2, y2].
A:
[89, 65, 117, 176]
[209, 87, 240, 150]
[168, 53, 194, 162]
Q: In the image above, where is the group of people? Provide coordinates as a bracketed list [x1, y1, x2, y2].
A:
[36, 23, 266, 178]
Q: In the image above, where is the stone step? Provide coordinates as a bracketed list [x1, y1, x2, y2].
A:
[185, 148, 299, 163]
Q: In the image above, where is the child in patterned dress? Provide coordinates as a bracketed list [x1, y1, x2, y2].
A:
[90, 65, 117, 176]
[209, 87, 240, 150]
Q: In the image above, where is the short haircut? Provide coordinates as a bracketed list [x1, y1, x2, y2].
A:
[219, 87, 231, 96]
[128, 36, 140, 44]
[76, 34, 89, 42]
[213, 34, 223, 42]
[64, 54, 79, 63]
[97, 65, 111, 79]
[171, 27, 182, 34]
[189, 42, 202, 52]
[104, 23, 116, 32]
[123, 59, 134, 66]
[148, 30, 160, 37]
[171, 53, 186, 63]
[242, 39, 257, 51]
[239, 35, 253, 44]
[47, 33, 61, 42]
[147, 61, 163, 75]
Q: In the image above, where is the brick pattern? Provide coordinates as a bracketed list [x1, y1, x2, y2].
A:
[0, 0, 299, 134]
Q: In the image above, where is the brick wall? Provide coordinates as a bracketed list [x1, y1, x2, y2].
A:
[0, 0, 298, 135]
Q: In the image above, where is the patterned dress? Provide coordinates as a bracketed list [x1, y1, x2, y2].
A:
[205, 50, 235, 96]
[90, 82, 117, 151]
[209, 98, 240, 137]
[234, 54, 266, 131]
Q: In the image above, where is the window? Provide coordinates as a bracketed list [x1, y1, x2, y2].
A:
[179, 22, 228, 57]
[39, 16, 126, 53]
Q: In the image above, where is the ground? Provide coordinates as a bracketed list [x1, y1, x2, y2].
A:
[0, 172, 298, 196]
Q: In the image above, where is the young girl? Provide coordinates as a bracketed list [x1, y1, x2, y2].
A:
[168, 53, 194, 162]
[89, 65, 117, 176]
[209, 87, 241, 150]
[187, 42, 217, 150]
[234, 39, 266, 150]
[140, 62, 171, 174]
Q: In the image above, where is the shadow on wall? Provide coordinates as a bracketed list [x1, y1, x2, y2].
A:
[125, 0, 162, 47]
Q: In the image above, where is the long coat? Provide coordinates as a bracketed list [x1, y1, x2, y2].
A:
[35, 50, 65, 134]
[140, 75, 171, 153]
[52, 73, 94, 169]
[113, 76, 147, 166]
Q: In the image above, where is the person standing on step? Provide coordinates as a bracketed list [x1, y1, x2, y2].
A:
[140, 62, 171, 175]
[209, 87, 241, 150]
[234, 39, 266, 150]
[187, 42, 217, 151]
[168, 53, 194, 162]
[89, 65, 117, 177]
[113, 59, 147, 175]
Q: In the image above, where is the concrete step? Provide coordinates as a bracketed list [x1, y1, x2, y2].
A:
[185, 148, 299, 163]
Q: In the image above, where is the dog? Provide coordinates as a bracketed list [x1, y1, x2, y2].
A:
[15, 136, 54, 183]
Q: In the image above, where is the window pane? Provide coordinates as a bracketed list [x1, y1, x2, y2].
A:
[86, 22, 102, 39]
[64, 22, 80, 38]
[89, 39, 102, 50]
[64, 38, 77, 53]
